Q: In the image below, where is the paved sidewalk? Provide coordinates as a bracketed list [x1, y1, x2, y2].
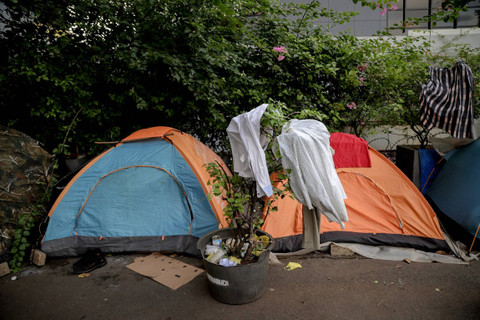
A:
[1, 252, 479, 320]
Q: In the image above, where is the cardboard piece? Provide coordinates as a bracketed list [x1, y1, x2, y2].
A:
[0, 262, 10, 277]
[127, 252, 204, 290]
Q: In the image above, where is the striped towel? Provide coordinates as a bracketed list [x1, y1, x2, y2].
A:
[419, 61, 474, 139]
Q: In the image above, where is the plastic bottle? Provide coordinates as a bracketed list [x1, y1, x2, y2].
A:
[206, 248, 225, 264]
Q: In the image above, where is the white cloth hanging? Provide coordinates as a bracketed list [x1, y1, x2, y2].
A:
[226, 104, 273, 197]
[276, 119, 348, 228]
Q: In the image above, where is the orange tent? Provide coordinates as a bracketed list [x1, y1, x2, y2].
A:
[262, 134, 449, 253]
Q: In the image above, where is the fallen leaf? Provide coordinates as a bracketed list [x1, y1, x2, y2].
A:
[284, 262, 302, 271]
[435, 288, 441, 292]
[78, 273, 91, 278]
[403, 258, 412, 264]
[374, 280, 379, 284]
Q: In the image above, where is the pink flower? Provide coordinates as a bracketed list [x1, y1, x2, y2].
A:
[274, 46, 288, 61]
[357, 64, 368, 72]
[273, 46, 287, 53]
[380, 7, 388, 16]
[347, 102, 357, 110]
[390, 4, 398, 11]
[359, 77, 364, 86]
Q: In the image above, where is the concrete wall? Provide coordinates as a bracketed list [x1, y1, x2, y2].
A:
[407, 28, 480, 51]
[283, 0, 480, 38]
[361, 126, 445, 151]
[282, 0, 387, 36]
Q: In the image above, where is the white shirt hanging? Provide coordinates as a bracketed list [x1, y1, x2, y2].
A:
[276, 119, 348, 228]
[226, 104, 273, 197]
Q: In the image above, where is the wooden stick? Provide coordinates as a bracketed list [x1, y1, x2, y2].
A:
[94, 134, 175, 145]
[94, 141, 120, 145]
[469, 222, 480, 253]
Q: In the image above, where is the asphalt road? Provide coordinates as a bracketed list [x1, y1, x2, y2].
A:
[1, 252, 479, 320]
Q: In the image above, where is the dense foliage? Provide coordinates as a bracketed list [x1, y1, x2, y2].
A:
[1, 0, 476, 157]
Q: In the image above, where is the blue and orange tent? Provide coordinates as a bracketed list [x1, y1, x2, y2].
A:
[42, 127, 230, 256]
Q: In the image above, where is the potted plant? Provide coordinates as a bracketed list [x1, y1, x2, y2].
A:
[197, 102, 323, 304]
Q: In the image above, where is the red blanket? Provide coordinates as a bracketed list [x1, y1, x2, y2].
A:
[330, 132, 371, 168]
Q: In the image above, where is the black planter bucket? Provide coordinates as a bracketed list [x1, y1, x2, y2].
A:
[197, 228, 274, 305]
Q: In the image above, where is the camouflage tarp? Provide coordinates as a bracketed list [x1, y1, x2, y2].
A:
[0, 126, 53, 253]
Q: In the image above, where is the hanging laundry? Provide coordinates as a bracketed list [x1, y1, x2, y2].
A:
[226, 104, 273, 197]
[419, 61, 475, 139]
[276, 119, 348, 228]
[330, 132, 371, 168]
